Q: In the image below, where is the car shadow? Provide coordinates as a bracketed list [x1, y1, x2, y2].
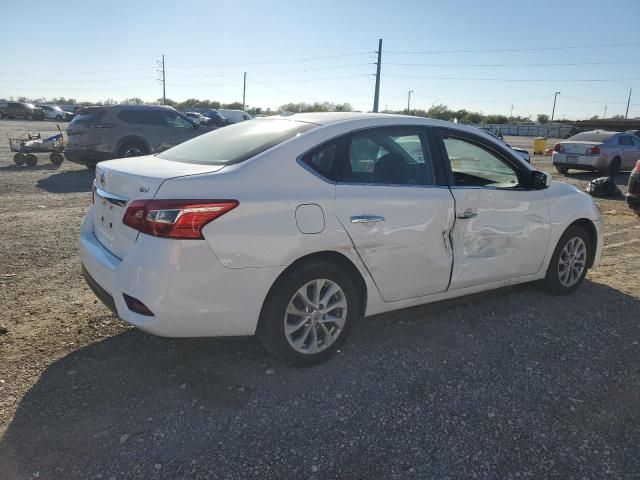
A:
[0, 163, 61, 172]
[36, 169, 94, 193]
[1, 280, 639, 478]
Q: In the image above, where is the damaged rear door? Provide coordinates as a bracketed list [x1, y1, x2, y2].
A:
[437, 128, 550, 290]
[334, 126, 455, 302]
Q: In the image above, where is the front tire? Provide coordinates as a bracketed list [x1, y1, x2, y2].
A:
[555, 166, 569, 174]
[25, 154, 38, 166]
[541, 225, 591, 295]
[257, 261, 362, 366]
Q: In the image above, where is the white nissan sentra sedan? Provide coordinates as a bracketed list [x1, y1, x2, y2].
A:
[80, 113, 603, 365]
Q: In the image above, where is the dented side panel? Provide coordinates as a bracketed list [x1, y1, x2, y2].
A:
[449, 187, 551, 290]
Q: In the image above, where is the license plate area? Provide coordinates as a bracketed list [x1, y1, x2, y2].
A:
[566, 155, 579, 163]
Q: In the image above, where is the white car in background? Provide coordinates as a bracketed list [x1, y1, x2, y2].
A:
[39, 105, 73, 122]
[218, 109, 252, 123]
[184, 111, 212, 126]
[81, 113, 603, 365]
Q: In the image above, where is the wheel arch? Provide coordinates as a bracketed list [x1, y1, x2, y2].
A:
[260, 250, 368, 319]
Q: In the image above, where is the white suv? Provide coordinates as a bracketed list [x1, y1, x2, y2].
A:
[39, 105, 73, 122]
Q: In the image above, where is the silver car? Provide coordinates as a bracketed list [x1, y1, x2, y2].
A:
[64, 105, 210, 166]
[552, 130, 640, 175]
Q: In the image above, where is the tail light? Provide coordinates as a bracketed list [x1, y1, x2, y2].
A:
[123, 199, 238, 239]
[635, 160, 640, 172]
[586, 145, 601, 155]
[554, 144, 564, 153]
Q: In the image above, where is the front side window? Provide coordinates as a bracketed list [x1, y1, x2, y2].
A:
[340, 129, 435, 185]
[165, 112, 193, 129]
[619, 136, 633, 146]
[442, 136, 519, 188]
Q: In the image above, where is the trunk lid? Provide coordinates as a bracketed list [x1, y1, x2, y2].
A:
[93, 155, 225, 258]
[559, 141, 601, 155]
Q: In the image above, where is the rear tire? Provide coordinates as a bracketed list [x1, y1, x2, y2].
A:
[555, 166, 569, 174]
[49, 152, 64, 165]
[13, 153, 25, 165]
[257, 260, 362, 366]
[607, 157, 621, 177]
[118, 141, 148, 158]
[540, 225, 591, 295]
[25, 154, 38, 166]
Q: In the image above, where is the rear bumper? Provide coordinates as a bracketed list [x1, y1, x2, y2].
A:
[64, 147, 115, 166]
[627, 170, 640, 211]
[552, 153, 608, 171]
[79, 211, 281, 337]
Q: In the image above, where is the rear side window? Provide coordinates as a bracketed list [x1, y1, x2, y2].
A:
[618, 136, 633, 146]
[158, 119, 315, 165]
[118, 109, 166, 125]
[340, 129, 435, 186]
[301, 143, 339, 180]
[70, 107, 107, 124]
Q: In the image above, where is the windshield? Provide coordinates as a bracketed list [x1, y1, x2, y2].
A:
[568, 131, 617, 142]
[158, 119, 315, 165]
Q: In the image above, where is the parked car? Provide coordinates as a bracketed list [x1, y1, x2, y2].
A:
[219, 109, 252, 124]
[481, 128, 530, 162]
[80, 113, 603, 365]
[552, 130, 640, 175]
[184, 111, 211, 126]
[0, 102, 45, 120]
[38, 105, 73, 122]
[64, 105, 210, 166]
[189, 108, 227, 127]
[627, 159, 640, 217]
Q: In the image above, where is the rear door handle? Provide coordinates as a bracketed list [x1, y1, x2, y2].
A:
[350, 215, 385, 224]
[456, 208, 477, 219]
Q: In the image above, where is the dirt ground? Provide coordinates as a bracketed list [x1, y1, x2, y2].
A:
[0, 119, 639, 479]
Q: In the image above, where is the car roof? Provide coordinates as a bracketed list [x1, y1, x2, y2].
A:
[271, 112, 495, 137]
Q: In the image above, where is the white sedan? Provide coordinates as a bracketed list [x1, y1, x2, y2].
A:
[80, 113, 603, 365]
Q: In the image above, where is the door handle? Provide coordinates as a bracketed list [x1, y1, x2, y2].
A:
[456, 208, 477, 220]
[350, 215, 385, 224]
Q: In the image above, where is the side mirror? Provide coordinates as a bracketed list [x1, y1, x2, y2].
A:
[531, 170, 549, 189]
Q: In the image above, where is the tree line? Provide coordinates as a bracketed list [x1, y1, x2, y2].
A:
[10, 96, 561, 124]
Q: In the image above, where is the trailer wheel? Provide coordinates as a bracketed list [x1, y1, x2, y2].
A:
[13, 153, 26, 165]
[49, 152, 64, 165]
[25, 154, 38, 166]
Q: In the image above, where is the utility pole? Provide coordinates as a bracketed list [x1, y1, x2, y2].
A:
[242, 72, 247, 111]
[407, 90, 414, 113]
[510, 104, 514, 122]
[373, 38, 382, 113]
[603, 104, 607, 118]
[157, 55, 166, 105]
[551, 91, 560, 122]
[625, 87, 633, 119]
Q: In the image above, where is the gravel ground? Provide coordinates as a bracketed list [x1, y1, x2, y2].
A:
[0, 119, 639, 479]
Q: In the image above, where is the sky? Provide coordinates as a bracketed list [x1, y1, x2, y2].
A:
[1, 0, 639, 119]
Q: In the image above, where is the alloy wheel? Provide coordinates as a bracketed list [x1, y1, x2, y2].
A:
[284, 279, 347, 355]
[557, 237, 587, 288]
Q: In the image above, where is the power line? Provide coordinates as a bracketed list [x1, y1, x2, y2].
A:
[385, 60, 640, 67]
[170, 52, 372, 69]
[168, 63, 372, 78]
[384, 74, 640, 82]
[386, 42, 640, 54]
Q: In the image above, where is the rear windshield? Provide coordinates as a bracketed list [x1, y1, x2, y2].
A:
[158, 119, 316, 165]
[70, 107, 107, 124]
[568, 131, 617, 142]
